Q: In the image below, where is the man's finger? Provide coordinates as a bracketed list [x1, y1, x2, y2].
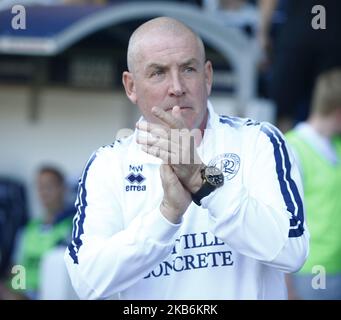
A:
[136, 121, 170, 138]
[141, 145, 174, 164]
[151, 106, 185, 129]
[171, 106, 186, 128]
[137, 134, 178, 156]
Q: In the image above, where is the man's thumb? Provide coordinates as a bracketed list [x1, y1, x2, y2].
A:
[172, 106, 186, 127]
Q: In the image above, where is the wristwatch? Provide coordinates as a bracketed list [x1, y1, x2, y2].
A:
[191, 165, 224, 206]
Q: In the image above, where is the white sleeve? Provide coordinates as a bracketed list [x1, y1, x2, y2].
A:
[201, 123, 309, 273]
[64, 146, 181, 300]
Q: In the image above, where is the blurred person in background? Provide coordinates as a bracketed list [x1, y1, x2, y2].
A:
[286, 68, 341, 299]
[1, 166, 74, 299]
[258, 0, 341, 132]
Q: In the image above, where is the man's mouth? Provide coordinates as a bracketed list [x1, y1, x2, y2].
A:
[165, 106, 191, 112]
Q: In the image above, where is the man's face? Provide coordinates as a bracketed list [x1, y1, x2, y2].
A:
[37, 172, 64, 212]
[123, 32, 213, 130]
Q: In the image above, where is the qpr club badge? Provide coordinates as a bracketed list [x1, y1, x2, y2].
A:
[208, 153, 240, 181]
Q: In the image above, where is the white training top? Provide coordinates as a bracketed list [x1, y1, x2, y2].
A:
[65, 102, 309, 300]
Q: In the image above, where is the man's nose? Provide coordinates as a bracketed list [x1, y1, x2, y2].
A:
[168, 73, 185, 97]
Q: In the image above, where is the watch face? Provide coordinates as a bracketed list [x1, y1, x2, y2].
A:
[205, 166, 224, 187]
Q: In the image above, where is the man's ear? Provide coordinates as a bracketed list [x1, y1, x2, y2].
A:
[122, 71, 137, 104]
[204, 60, 213, 96]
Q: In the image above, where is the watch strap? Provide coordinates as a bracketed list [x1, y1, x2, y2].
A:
[191, 181, 216, 206]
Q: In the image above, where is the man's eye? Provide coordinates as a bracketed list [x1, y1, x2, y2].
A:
[151, 70, 164, 77]
[184, 67, 195, 73]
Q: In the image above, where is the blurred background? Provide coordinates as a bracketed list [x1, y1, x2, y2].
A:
[0, 0, 340, 300]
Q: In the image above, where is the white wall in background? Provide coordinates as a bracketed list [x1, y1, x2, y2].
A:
[0, 86, 139, 217]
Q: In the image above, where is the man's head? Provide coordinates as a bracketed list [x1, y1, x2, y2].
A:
[122, 17, 213, 130]
[37, 166, 65, 216]
[311, 68, 341, 134]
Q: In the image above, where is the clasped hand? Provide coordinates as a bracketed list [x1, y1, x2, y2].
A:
[136, 106, 205, 223]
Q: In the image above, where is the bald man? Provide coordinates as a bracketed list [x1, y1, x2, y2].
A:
[65, 17, 309, 300]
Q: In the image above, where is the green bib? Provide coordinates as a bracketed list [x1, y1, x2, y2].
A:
[19, 217, 72, 292]
[286, 131, 341, 274]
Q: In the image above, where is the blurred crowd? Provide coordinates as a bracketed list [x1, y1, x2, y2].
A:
[0, 167, 74, 299]
[0, 0, 341, 300]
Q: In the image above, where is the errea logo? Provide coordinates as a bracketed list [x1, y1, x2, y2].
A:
[125, 165, 147, 192]
[126, 173, 145, 184]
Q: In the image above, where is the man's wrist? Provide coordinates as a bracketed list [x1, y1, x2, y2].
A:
[160, 201, 182, 224]
[187, 164, 205, 194]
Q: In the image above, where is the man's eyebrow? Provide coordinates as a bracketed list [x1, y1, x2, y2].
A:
[144, 59, 200, 73]
[145, 63, 167, 71]
[180, 58, 199, 66]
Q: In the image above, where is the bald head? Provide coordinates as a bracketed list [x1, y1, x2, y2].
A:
[127, 17, 206, 73]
